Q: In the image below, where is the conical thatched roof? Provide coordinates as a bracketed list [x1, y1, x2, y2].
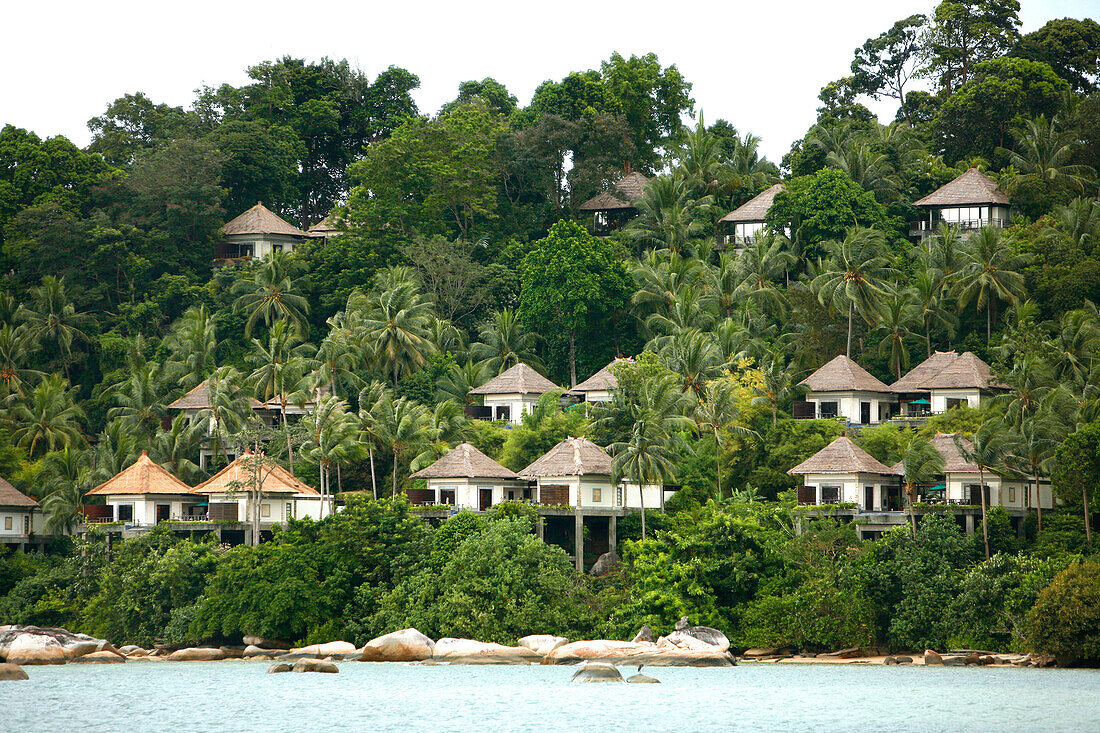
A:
[469, 363, 559, 396]
[800, 355, 892, 393]
[307, 213, 340, 236]
[578, 171, 650, 211]
[913, 168, 1010, 207]
[719, 183, 785, 223]
[223, 202, 307, 237]
[86, 451, 196, 496]
[571, 358, 630, 394]
[410, 443, 518, 480]
[930, 433, 980, 473]
[0, 477, 38, 508]
[891, 351, 960, 393]
[193, 453, 319, 496]
[518, 437, 613, 478]
[788, 437, 901, 476]
[167, 380, 264, 410]
[919, 352, 1005, 390]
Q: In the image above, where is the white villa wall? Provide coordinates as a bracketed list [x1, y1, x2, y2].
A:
[580, 389, 613, 404]
[224, 233, 305, 259]
[202, 492, 331, 523]
[797, 472, 895, 510]
[0, 509, 35, 537]
[482, 393, 541, 424]
[805, 390, 896, 425]
[945, 471, 1053, 510]
[424, 478, 528, 509]
[103, 494, 202, 525]
[929, 388, 983, 413]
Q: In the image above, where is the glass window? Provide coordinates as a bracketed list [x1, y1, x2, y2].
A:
[616, 487, 623, 506]
[23, 515, 29, 533]
[118, 504, 134, 522]
[261, 503, 271, 518]
[593, 488, 602, 502]
[3, 516, 11, 530]
[1009, 487, 1016, 502]
[285, 503, 293, 520]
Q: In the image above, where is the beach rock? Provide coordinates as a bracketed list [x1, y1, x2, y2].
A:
[243, 635, 292, 650]
[267, 663, 292, 674]
[664, 618, 729, 652]
[543, 639, 734, 667]
[627, 673, 661, 683]
[219, 646, 245, 659]
[433, 638, 540, 664]
[293, 657, 339, 674]
[570, 662, 624, 683]
[741, 647, 779, 659]
[283, 641, 357, 660]
[942, 656, 967, 666]
[517, 635, 568, 656]
[0, 626, 114, 665]
[589, 551, 622, 576]
[820, 647, 863, 659]
[243, 645, 276, 658]
[360, 628, 434, 662]
[631, 626, 653, 643]
[923, 650, 943, 665]
[70, 650, 126, 664]
[168, 647, 226, 662]
[0, 662, 29, 680]
[118, 645, 147, 656]
[884, 655, 914, 665]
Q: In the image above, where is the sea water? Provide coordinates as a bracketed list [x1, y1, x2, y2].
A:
[6, 660, 1100, 732]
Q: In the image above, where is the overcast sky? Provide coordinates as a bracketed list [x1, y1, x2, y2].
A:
[2, 0, 1094, 163]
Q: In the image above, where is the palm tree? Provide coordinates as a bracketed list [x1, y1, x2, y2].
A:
[1048, 197, 1100, 252]
[197, 366, 253, 468]
[675, 116, 740, 201]
[311, 322, 364, 401]
[23, 277, 93, 380]
[751, 349, 802, 425]
[644, 283, 718, 346]
[87, 420, 140, 487]
[248, 321, 313, 467]
[695, 378, 756, 498]
[470, 308, 541, 374]
[152, 415, 206, 484]
[911, 269, 957, 355]
[811, 227, 898, 357]
[301, 394, 360, 514]
[900, 436, 945, 536]
[998, 355, 1057, 428]
[8, 374, 85, 457]
[0, 324, 43, 398]
[108, 347, 173, 447]
[412, 399, 474, 472]
[658, 328, 725, 395]
[872, 289, 924, 380]
[426, 317, 466, 359]
[164, 305, 220, 388]
[40, 447, 91, 535]
[356, 381, 390, 499]
[1047, 308, 1100, 386]
[231, 251, 311, 337]
[1006, 410, 1067, 533]
[360, 275, 436, 387]
[953, 227, 1031, 343]
[627, 173, 714, 254]
[826, 141, 898, 201]
[366, 392, 435, 496]
[998, 115, 1096, 195]
[954, 422, 1010, 560]
[734, 232, 795, 316]
[609, 414, 680, 540]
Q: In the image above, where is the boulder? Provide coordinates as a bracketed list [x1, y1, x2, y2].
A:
[243, 635, 293, 650]
[663, 618, 729, 652]
[432, 638, 540, 665]
[517, 635, 568, 656]
[267, 663, 292, 674]
[282, 641, 358, 660]
[923, 650, 943, 665]
[359, 628, 435, 662]
[219, 646, 245, 659]
[543, 639, 734, 667]
[820, 647, 863, 659]
[70, 651, 126, 664]
[293, 657, 339, 674]
[942, 656, 967, 666]
[0, 662, 29, 680]
[168, 647, 226, 662]
[589, 551, 622, 577]
[0, 626, 116, 665]
[1, 634, 67, 665]
[570, 662, 624, 683]
[118, 645, 147, 656]
[243, 645, 276, 659]
[631, 626, 653, 643]
[627, 673, 661, 683]
[741, 647, 780, 659]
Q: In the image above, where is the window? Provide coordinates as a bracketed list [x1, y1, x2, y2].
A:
[1009, 487, 1016, 503]
[261, 503, 271, 518]
[3, 516, 10, 530]
[592, 488, 602, 503]
[23, 515, 29, 533]
[616, 487, 623, 506]
[285, 503, 293, 520]
[818, 401, 839, 419]
[272, 243, 283, 253]
[821, 486, 841, 504]
[118, 504, 134, 522]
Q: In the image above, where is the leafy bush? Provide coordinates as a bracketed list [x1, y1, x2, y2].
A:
[1028, 561, 1100, 663]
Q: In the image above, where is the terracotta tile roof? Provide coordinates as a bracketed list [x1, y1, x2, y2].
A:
[913, 168, 1010, 208]
[469, 362, 559, 396]
[0, 477, 38, 508]
[571, 358, 631, 394]
[800, 355, 892, 393]
[719, 184, 785, 223]
[919, 352, 1005, 390]
[788, 437, 901, 476]
[193, 453, 319, 496]
[578, 171, 650, 211]
[518, 437, 612, 478]
[223, 203, 308, 237]
[891, 351, 961, 393]
[86, 451, 196, 496]
[410, 443, 519, 480]
[167, 380, 264, 410]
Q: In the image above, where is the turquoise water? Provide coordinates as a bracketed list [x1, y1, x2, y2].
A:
[8, 660, 1100, 732]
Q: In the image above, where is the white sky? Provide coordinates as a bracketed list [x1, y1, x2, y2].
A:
[1, 0, 1094, 163]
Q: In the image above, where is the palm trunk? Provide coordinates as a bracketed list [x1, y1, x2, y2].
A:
[1034, 469, 1042, 532]
[569, 328, 577, 388]
[639, 479, 646, 540]
[369, 447, 377, 500]
[978, 466, 989, 560]
[905, 482, 917, 537]
[281, 402, 294, 470]
[714, 428, 722, 499]
[1084, 486, 1092, 548]
[392, 449, 398, 497]
[847, 301, 854, 358]
[772, 403, 778, 427]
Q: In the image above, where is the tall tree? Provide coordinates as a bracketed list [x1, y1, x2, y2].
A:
[954, 226, 1030, 342]
[850, 14, 927, 118]
[955, 422, 1011, 559]
[358, 271, 436, 387]
[900, 436, 946, 535]
[922, 0, 1022, 93]
[231, 251, 311, 337]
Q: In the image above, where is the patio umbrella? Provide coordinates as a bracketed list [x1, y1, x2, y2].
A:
[910, 398, 931, 405]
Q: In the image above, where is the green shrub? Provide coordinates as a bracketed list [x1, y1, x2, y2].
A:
[1027, 561, 1100, 663]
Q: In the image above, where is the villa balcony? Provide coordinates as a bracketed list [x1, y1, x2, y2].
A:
[910, 218, 1008, 238]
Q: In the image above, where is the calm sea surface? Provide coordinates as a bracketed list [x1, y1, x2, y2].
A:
[6, 660, 1100, 732]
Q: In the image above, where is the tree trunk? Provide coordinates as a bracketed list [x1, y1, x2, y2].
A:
[978, 466, 990, 560]
[772, 403, 778, 427]
[639, 479, 646, 540]
[714, 428, 722, 499]
[1034, 469, 1042, 532]
[369, 447, 377, 500]
[569, 328, 577, 388]
[905, 483, 917, 537]
[392, 449, 398, 498]
[846, 301, 854, 358]
[282, 402, 294, 470]
[1084, 486, 1092, 548]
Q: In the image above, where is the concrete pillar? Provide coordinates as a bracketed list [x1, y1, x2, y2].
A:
[964, 513, 975, 536]
[536, 516, 545, 541]
[608, 514, 617, 554]
[1017, 516, 1026, 538]
[574, 511, 584, 573]
[794, 516, 803, 536]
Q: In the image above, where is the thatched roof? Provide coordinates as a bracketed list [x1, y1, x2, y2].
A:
[518, 437, 613, 478]
[469, 362, 559, 396]
[571, 358, 630, 394]
[719, 184, 785, 223]
[223, 203, 308, 237]
[800, 355, 892, 393]
[167, 380, 264, 411]
[788, 437, 901, 476]
[913, 168, 1010, 208]
[193, 453, 319, 496]
[307, 213, 340, 236]
[891, 351, 961, 393]
[0, 477, 38, 508]
[931, 433, 980, 473]
[577, 171, 650, 211]
[919, 352, 1005, 390]
[86, 452, 196, 496]
[410, 443, 518, 480]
